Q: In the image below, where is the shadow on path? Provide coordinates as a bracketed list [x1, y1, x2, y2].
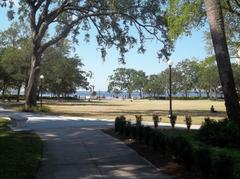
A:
[37, 127, 169, 179]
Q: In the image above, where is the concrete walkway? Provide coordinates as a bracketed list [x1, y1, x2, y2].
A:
[37, 127, 169, 179]
[0, 107, 172, 179]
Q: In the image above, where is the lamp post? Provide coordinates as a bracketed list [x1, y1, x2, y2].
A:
[166, 60, 173, 118]
[40, 75, 44, 108]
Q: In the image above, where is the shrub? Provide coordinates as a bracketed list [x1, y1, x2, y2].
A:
[114, 116, 120, 132]
[184, 115, 192, 130]
[169, 114, 177, 128]
[204, 116, 211, 123]
[114, 115, 126, 134]
[150, 130, 158, 150]
[157, 132, 167, 155]
[130, 125, 136, 139]
[172, 136, 194, 170]
[196, 148, 212, 179]
[212, 154, 233, 179]
[143, 126, 152, 145]
[152, 113, 161, 128]
[136, 125, 144, 143]
[124, 121, 131, 137]
[135, 115, 143, 127]
[199, 118, 240, 147]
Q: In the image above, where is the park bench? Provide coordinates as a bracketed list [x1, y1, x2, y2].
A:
[9, 114, 28, 128]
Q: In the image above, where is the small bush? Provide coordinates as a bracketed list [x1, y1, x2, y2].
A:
[135, 115, 143, 127]
[169, 114, 177, 128]
[136, 125, 144, 143]
[115, 115, 126, 133]
[184, 115, 192, 130]
[199, 118, 240, 147]
[173, 136, 194, 170]
[124, 121, 131, 137]
[143, 126, 152, 145]
[150, 130, 158, 150]
[157, 132, 167, 155]
[152, 113, 161, 128]
[17, 105, 50, 113]
[130, 125, 136, 139]
[204, 116, 211, 123]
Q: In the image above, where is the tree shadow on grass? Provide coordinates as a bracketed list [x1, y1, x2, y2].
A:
[50, 109, 226, 119]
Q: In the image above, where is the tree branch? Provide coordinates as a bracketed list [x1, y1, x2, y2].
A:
[41, 17, 82, 53]
[226, 0, 240, 17]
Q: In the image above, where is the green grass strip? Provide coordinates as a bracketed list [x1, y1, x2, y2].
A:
[0, 118, 42, 179]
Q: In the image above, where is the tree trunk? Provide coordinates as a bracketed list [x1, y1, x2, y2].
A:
[16, 84, 22, 102]
[139, 89, 142, 99]
[206, 90, 210, 98]
[214, 88, 218, 100]
[128, 91, 131, 99]
[2, 86, 5, 101]
[25, 53, 41, 107]
[57, 94, 60, 101]
[24, 70, 29, 98]
[204, 0, 240, 124]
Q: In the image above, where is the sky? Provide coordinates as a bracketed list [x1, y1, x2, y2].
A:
[74, 29, 208, 91]
[0, 4, 209, 91]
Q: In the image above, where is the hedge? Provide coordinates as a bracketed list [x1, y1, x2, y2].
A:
[114, 116, 240, 179]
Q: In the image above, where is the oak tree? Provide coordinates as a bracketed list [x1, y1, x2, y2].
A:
[17, 0, 171, 107]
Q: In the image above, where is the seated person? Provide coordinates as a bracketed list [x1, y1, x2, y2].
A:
[210, 105, 217, 113]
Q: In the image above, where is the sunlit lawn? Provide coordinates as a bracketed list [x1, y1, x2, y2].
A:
[46, 99, 227, 125]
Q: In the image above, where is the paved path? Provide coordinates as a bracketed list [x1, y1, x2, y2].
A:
[0, 107, 201, 130]
[0, 107, 172, 179]
[37, 127, 168, 179]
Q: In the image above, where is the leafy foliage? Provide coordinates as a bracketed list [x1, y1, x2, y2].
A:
[167, 0, 206, 41]
[152, 113, 161, 128]
[41, 45, 89, 98]
[169, 114, 177, 128]
[135, 115, 143, 127]
[108, 68, 143, 98]
[176, 59, 200, 97]
[184, 115, 192, 130]
[199, 118, 240, 147]
[18, 0, 172, 63]
[114, 117, 240, 178]
[114, 115, 126, 134]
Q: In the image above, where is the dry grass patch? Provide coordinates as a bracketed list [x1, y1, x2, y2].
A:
[46, 99, 226, 124]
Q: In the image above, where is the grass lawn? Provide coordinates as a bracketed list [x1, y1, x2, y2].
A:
[0, 118, 42, 179]
[45, 99, 227, 124]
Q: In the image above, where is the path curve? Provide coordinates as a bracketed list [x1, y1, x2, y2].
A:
[0, 107, 170, 179]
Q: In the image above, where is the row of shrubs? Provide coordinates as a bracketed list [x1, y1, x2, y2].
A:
[199, 118, 240, 148]
[115, 115, 240, 179]
[137, 113, 192, 130]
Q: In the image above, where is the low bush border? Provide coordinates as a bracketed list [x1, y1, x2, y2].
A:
[114, 115, 240, 179]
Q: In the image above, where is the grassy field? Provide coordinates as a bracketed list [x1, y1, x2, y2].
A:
[0, 118, 42, 179]
[46, 99, 227, 124]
